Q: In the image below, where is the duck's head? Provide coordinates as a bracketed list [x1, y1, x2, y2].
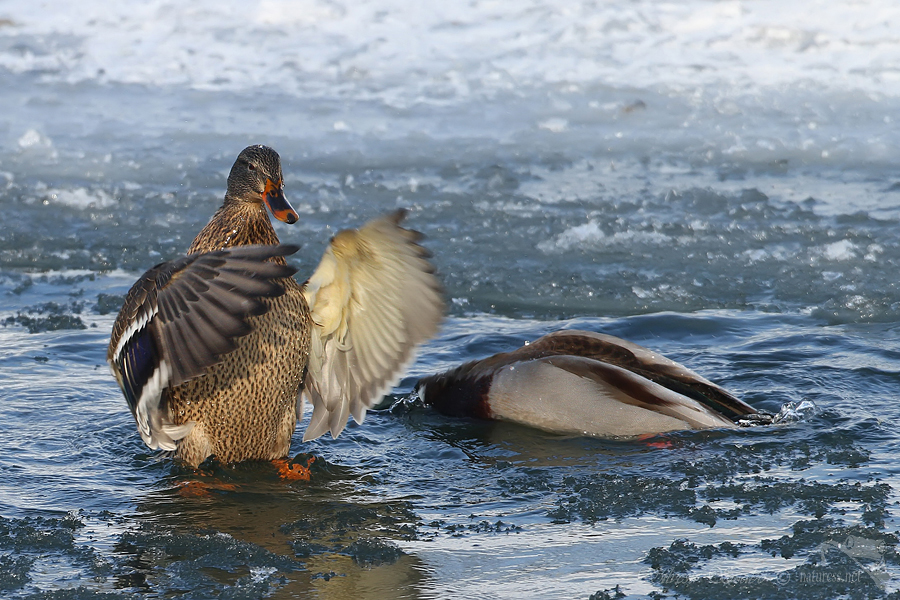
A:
[226, 145, 299, 224]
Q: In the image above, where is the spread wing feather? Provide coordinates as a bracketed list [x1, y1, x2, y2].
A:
[300, 210, 444, 441]
[107, 244, 300, 450]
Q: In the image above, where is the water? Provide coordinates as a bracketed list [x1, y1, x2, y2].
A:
[2, 0, 900, 598]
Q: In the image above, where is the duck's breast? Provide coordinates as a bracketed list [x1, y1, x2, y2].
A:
[170, 279, 311, 465]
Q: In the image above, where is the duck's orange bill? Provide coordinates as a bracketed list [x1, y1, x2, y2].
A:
[264, 178, 299, 224]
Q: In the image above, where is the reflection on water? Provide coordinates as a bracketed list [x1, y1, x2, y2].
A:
[125, 457, 433, 599]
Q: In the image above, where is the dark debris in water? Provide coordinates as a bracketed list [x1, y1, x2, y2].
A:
[542, 471, 889, 527]
[687, 505, 720, 528]
[114, 525, 299, 598]
[278, 500, 420, 569]
[589, 585, 627, 600]
[6, 272, 97, 296]
[646, 539, 746, 574]
[0, 512, 309, 599]
[0, 554, 33, 591]
[705, 478, 890, 523]
[466, 518, 522, 534]
[93, 293, 124, 315]
[0, 513, 115, 596]
[644, 520, 900, 599]
[13, 588, 137, 599]
[760, 519, 899, 562]
[671, 436, 871, 483]
[343, 537, 405, 567]
[0, 512, 84, 553]
[279, 500, 419, 543]
[2, 301, 87, 333]
[497, 468, 556, 496]
[3, 313, 86, 333]
[289, 539, 329, 559]
[548, 474, 697, 524]
[420, 518, 523, 539]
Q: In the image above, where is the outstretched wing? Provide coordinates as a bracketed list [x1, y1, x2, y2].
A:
[107, 244, 299, 450]
[300, 210, 444, 441]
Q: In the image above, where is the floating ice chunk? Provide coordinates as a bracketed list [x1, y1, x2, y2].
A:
[537, 221, 671, 253]
[538, 118, 568, 133]
[632, 286, 651, 299]
[249, 566, 277, 583]
[18, 129, 52, 149]
[864, 244, 884, 262]
[45, 188, 116, 209]
[743, 248, 768, 263]
[256, 0, 344, 25]
[821, 239, 857, 261]
[537, 221, 603, 253]
[772, 399, 818, 424]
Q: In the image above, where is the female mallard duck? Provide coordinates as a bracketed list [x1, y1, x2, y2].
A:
[108, 145, 444, 467]
[417, 330, 771, 437]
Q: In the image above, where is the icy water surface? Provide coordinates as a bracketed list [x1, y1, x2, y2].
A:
[3, 1, 900, 598]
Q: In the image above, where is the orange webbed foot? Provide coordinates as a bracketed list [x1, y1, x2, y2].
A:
[644, 440, 675, 449]
[175, 480, 240, 498]
[635, 433, 675, 449]
[274, 456, 316, 481]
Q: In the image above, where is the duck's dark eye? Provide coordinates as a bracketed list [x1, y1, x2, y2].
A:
[248, 163, 256, 171]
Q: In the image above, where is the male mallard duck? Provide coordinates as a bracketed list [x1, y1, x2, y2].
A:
[108, 145, 444, 467]
[417, 330, 771, 437]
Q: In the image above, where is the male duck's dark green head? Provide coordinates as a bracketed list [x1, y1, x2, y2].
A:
[227, 145, 299, 224]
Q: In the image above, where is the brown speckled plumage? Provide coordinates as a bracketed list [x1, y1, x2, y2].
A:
[168, 291, 309, 465]
[109, 145, 445, 467]
[169, 146, 310, 466]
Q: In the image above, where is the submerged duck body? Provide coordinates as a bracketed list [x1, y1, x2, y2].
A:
[109, 145, 444, 466]
[417, 330, 771, 438]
